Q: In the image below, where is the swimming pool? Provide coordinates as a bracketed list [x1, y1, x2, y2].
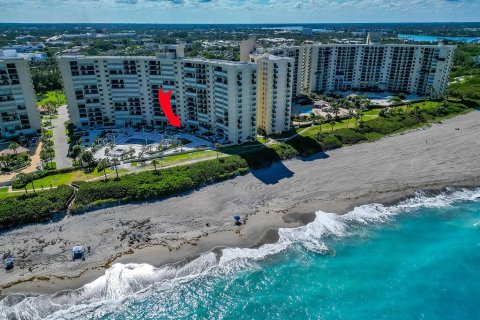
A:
[125, 138, 155, 145]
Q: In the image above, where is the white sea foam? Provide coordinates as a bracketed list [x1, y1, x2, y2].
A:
[1, 187, 479, 320]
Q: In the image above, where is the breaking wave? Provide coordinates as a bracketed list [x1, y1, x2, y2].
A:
[1, 187, 479, 320]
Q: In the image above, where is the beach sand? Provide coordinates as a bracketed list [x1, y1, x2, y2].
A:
[1, 109, 479, 295]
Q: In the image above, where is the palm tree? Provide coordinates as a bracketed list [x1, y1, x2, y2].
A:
[354, 110, 361, 128]
[326, 114, 334, 132]
[9, 142, 19, 155]
[97, 159, 109, 181]
[405, 102, 412, 114]
[317, 115, 325, 132]
[111, 158, 120, 179]
[333, 105, 340, 119]
[151, 159, 159, 173]
[347, 109, 354, 128]
[71, 144, 82, 164]
[214, 143, 221, 159]
[46, 102, 56, 122]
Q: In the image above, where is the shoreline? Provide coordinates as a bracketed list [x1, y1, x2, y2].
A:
[2, 183, 478, 297]
[1, 110, 480, 296]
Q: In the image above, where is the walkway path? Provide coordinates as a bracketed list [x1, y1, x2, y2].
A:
[52, 105, 72, 169]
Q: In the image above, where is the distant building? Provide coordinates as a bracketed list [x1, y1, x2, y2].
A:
[1, 42, 45, 53]
[268, 33, 455, 97]
[0, 53, 41, 138]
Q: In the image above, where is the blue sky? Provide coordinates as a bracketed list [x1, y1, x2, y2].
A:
[1, 0, 479, 23]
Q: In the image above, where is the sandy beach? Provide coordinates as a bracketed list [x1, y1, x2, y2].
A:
[1, 109, 479, 296]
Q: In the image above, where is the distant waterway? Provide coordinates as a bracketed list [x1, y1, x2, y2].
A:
[398, 34, 480, 43]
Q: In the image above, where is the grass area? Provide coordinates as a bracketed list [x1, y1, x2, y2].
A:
[130, 151, 217, 169]
[143, 150, 222, 168]
[256, 136, 270, 144]
[298, 108, 382, 138]
[0, 187, 16, 199]
[15, 168, 115, 191]
[37, 90, 66, 106]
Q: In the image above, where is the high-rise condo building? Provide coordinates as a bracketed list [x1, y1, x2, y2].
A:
[267, 35, 455, 98]
[249, 53, 294, 135]
[0, 51, 41, 139]
[58, 45, 258, 144]
[59, 35, 455, 145]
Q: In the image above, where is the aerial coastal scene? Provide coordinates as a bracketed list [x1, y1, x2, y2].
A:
[0, 0, 480, 318]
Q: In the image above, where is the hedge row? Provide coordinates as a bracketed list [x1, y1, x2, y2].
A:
[0, 185, 74, 230]
[72, 156, 249, 211]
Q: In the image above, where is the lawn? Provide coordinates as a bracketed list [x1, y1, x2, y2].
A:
[297, 102, 450, 139]
[0, 187, 15, 199]
[15, 169, 115, 191]
[298, 108, 383, 138]
[37, 90, 66, 106]
[143, 150, 222, 168]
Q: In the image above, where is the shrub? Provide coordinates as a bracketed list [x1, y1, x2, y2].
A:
[44, 162, 57, 171]
[317, 134, 343, 150]
[333, 129, 367, 145]
[72, 156, 249, 211]
[0, 185, 74, 230]
[239, 143, 298, 169]
[286, 136, 323, 157]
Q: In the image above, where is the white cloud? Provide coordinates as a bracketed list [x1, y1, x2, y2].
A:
[1, 0, 479, 22]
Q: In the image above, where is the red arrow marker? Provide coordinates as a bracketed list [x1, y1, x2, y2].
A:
[158, 89, 181, 127]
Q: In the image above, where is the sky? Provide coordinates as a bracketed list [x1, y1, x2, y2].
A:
[1, 0, 479, 23]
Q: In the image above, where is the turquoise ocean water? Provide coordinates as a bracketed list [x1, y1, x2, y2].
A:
[1, 188, 479, 320]
[397, 34, 480, 43]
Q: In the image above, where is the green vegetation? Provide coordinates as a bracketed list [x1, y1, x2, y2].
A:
[31, 57, 63, 93]
[37, 90, 66, 106]
[39, 127, 56, 169]
[72, 156, 249, 211]
[147, 150, 219, 166]
[0, 185, 74, 231]
[0, 152, 30, 172]
[0, 187, 16, 200]
[236, 143, 298, 169]
[12, 167, 116, 190]
[450, 44, 480, 79]
[449, 75, 480, 101]
[448, 43, 480, 102]
[297, 108, 382, 138]
[307, 99, 472, 152]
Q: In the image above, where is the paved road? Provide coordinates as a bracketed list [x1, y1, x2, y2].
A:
[52, 105, 72, 169]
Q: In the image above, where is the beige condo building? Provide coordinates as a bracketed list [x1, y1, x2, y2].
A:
[58, 46, 258, 144]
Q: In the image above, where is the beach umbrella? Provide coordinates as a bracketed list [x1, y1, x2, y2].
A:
[234, 216, 241, 221]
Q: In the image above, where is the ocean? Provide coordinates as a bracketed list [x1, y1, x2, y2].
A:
[1, 188, 479, 320]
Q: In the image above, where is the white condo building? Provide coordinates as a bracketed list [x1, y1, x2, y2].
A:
[0, 52, 41, 138]
[267, 35, 455, 98]
[59, 46, 258, 144]
[59, 35, 456, 144]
